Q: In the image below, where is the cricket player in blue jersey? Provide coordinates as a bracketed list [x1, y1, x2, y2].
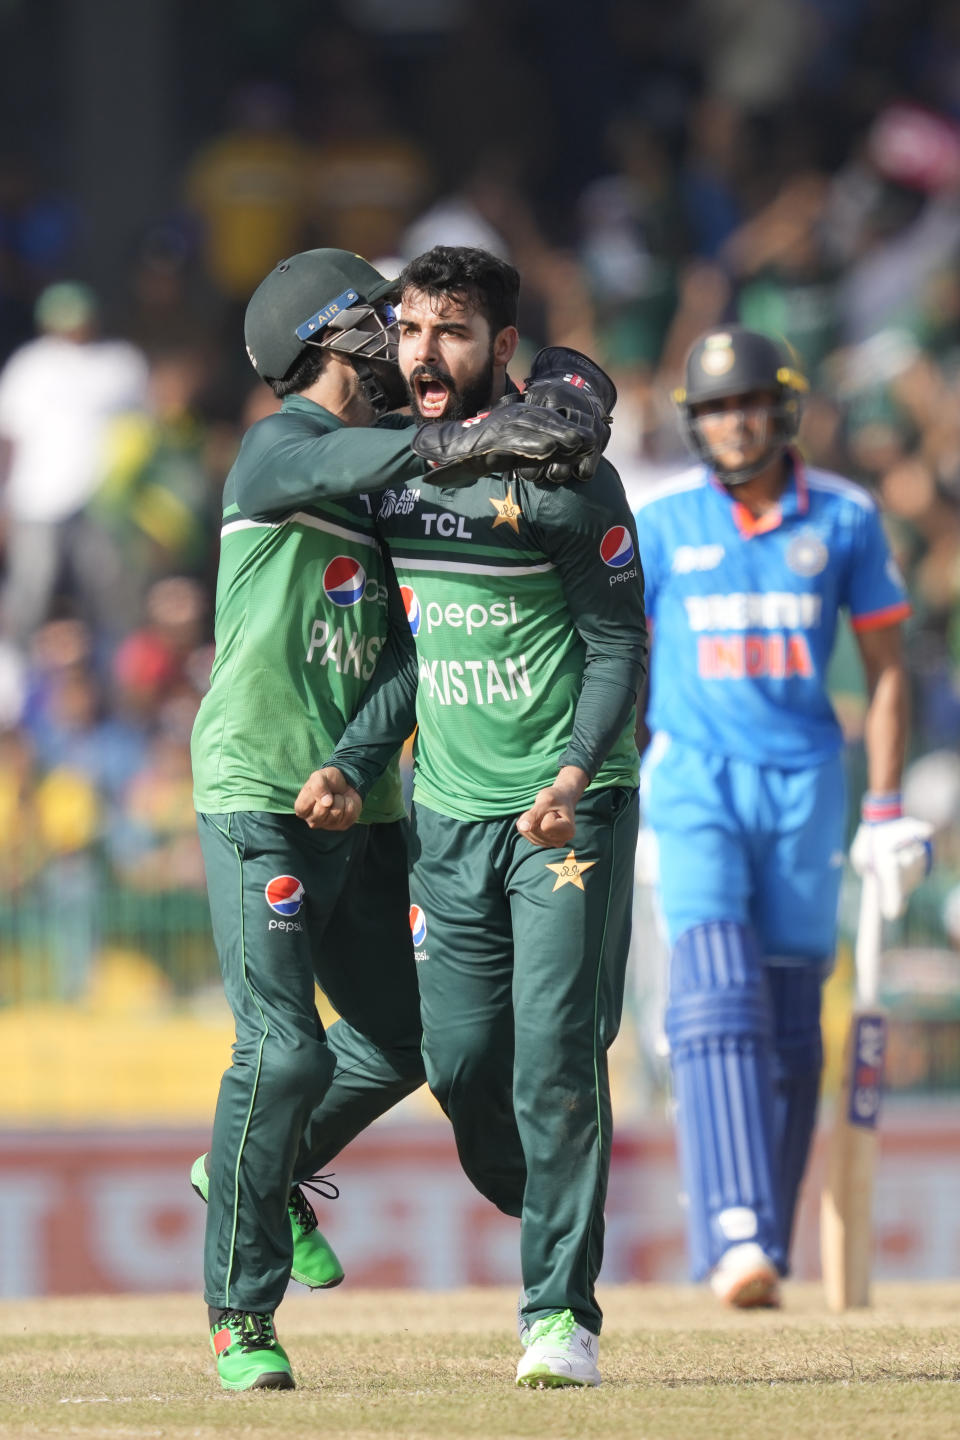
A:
[636, 326, 932, 1306]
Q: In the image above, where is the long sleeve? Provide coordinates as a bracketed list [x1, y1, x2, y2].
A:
[526, 461, 648, 780]
[235, 410, 428, 520]
[327, 547, 419, 797]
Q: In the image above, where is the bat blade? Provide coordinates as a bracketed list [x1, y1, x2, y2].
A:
[820, 1003, 888, 1311]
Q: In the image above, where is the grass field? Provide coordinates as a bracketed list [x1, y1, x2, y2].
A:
[3, 1283, 959, 1439]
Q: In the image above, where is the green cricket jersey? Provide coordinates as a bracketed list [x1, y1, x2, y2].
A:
[334, 456, 648, 821]
[191, 396, 427, 821]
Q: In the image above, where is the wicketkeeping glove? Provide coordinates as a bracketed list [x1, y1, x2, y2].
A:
[850, 791, 933, 920]
[517, 346, 617, 483]
[410, 401, 597, 482]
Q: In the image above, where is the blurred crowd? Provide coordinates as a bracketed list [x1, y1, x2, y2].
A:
[3, 0, 960, 1000]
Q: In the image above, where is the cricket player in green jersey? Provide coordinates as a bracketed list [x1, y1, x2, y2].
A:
[189, 245, 608, 1391]
[297, 246, 648, 1388]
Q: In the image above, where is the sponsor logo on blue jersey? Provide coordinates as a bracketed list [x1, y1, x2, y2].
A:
[400, 584, 421, 636]
[673, 544, 724, 574]
[265, 875, 305, 916]
[600, 525, 635, 568]
[323, 556, 366, 607]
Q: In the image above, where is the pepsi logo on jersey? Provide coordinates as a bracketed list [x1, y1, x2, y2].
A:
[322, 556, 388, 608]
[409, 903, 428, 962]
[266, 875, 305, 933]
[600, 526, 639, 585]
[323, 556, 366, 607]
[400, 585, 421, 636]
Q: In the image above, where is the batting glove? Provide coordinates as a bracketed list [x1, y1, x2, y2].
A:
[850, 791, 934, 920]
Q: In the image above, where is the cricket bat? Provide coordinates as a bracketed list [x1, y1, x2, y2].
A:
[820, 870, 887, 1311]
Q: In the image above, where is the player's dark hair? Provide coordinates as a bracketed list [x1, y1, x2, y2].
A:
[398, 246, 520, 335]
[270, 345, 328, 399]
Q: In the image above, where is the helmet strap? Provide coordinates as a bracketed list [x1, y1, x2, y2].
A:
[352, 358, 392, 416]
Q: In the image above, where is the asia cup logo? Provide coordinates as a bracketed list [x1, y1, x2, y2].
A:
[409, 904, 427, 947]
[600, 526, 635, 569]
[265, 875, 305, 917]
[323, 555, 366, 607]
[400, 584, 421, 636]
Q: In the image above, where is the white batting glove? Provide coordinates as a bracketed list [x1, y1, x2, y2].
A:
[850, 791, 933, 921]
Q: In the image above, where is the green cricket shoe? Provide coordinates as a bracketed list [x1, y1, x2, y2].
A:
[209, 1307, 295, 1390]
[190, 1154, 345, 1290]
[515, 1309, 601, 1388]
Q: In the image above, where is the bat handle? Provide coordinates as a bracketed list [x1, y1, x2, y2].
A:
[855, 870, 883, 1009]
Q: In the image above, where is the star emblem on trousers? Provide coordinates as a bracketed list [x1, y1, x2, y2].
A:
[490, 488, 522, 532]
[546, 850, 596, 892]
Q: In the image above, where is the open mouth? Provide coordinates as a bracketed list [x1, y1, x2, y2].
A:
[414, 373, 452, 419]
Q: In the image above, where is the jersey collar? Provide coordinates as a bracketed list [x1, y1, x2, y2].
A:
[709, 450, 808, 538]
[281, 394, 345, 427]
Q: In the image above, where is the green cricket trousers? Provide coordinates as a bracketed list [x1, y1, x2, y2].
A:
[197, 811, 425, 1312]
[409, 785, 639, 1336]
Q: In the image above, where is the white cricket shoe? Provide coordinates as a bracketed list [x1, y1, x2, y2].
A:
[710, 1241, 781, 1308]
[517, 1291, 530, 1347]
[515, 1309, 601, 1388]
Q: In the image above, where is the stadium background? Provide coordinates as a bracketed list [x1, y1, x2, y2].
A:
[2, 0, 960, 1299]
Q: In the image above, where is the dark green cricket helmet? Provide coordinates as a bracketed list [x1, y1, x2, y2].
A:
[244, 247, 403, 410]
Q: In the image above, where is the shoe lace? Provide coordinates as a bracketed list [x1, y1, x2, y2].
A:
[221, 1310, 279, 1352]
[530, 1309, 578, 1345]
[288, 1173, 339, 1234]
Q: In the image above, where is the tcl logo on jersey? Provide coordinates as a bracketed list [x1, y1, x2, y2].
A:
[421, 512, 473, 539]
[266, 875, 305, 931]
[323, 557, 366, 607]
[600, 526, 635, 568]
[409, 904, 428, 962]
[400, 585, 421, 636]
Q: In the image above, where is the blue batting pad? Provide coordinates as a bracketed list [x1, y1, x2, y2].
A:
[665, 922, 785, 1279]
[766, 963, 823, 1264]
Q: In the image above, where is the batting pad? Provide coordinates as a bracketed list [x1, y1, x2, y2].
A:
[767, 962, 824, 1264]
[665, 922, 785, 1280]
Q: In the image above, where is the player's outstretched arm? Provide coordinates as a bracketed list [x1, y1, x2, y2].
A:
[516, 765, 591, 848]
[236, 419, 426, 519]
[295, 766, 363, 831]
[410, 403, 599, 485]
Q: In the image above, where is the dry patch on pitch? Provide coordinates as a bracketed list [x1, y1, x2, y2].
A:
[1, 1283, 959, 1439]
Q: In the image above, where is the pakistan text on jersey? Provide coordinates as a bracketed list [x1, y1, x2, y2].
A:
[419, 655, 533, 706]
[684, 592, 823, 632]
[306, 623, 383, 679]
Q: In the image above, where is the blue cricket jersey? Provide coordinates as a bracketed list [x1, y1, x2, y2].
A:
[634, 455, 911, 768]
